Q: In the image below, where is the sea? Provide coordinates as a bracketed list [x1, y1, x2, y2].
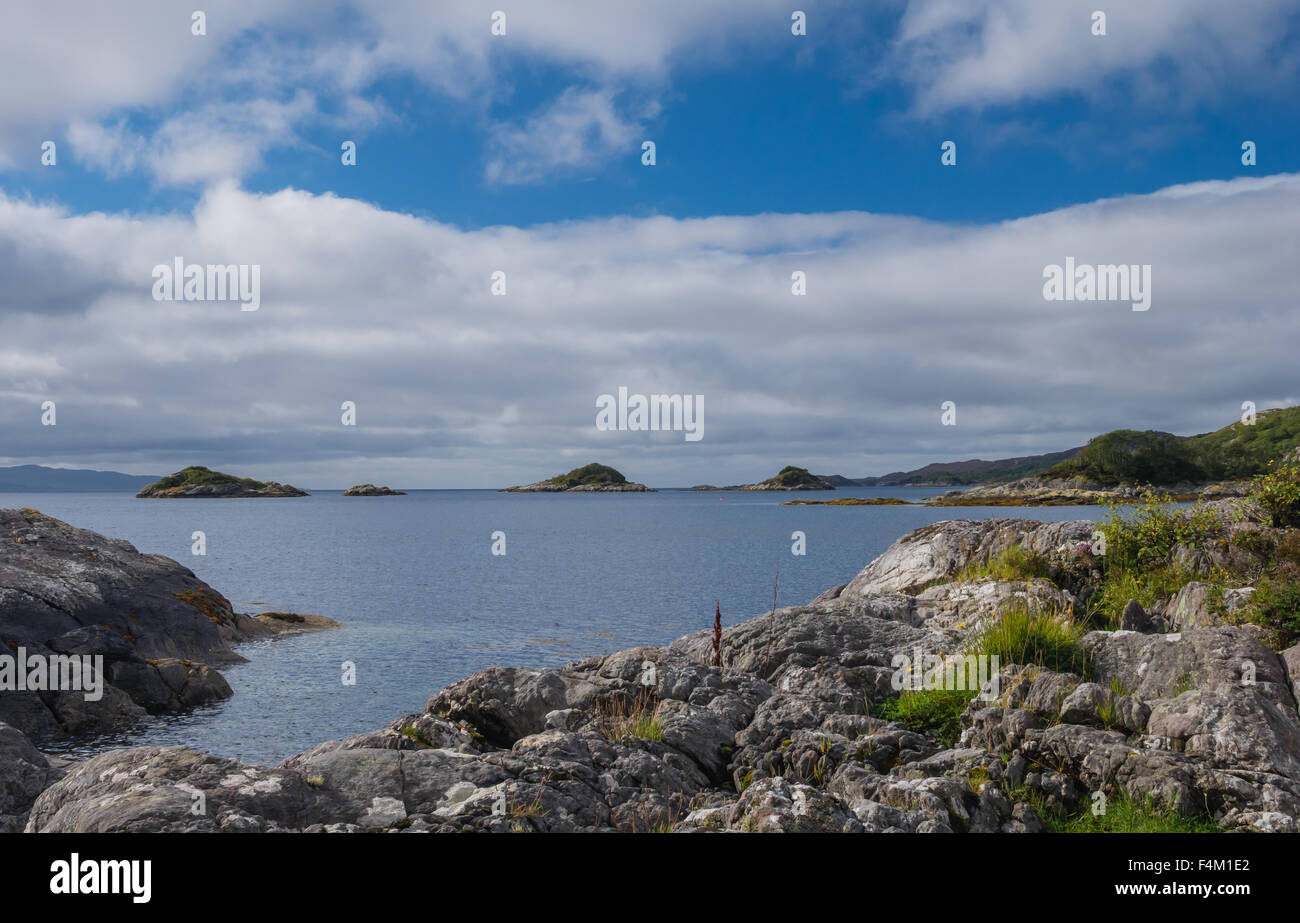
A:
[3, 488, 1104, 764]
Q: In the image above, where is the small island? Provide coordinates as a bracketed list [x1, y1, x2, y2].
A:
[502, 463, 652, 492]
[343, 484, 406, 496]
[784, 496, 910, 506]
[136, 466, 309, 498]
[693, 466, 835, 491]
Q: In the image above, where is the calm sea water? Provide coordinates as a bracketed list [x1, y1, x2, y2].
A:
[5, 488, 1101, 764]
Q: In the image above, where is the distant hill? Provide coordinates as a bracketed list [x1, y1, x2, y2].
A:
[0, 465, 160, 492]
[820, 447, 1082, 487]
[1043, 406, 1300, 486]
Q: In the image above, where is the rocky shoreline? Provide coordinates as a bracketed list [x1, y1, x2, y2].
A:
[0, 508, 339, 831]
[925, 476, 1251, 507]
[784, 477, 1253, 507]
[5, 487, 1300, 833]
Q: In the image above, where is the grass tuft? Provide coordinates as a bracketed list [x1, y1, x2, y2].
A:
[970, 603, 1089, 677]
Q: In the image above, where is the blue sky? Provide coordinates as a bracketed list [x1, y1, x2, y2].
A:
[1, 1, 1299, 487]
[9, 3, 1298, 227]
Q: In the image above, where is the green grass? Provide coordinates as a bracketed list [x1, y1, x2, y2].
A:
[1085, 564, 1191, 629]
[874, 687, 977, 748]
[970, 604, 1089, 676]
[1042, 793, 1219, 833]
[593, 694, 663, 741]
[1232, 576, 1300, 650]
[956, 545, 1054, 584]
[1080, 493, 1228, 628]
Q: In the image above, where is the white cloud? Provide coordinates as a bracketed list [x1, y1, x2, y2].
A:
[4, 1, 1294, 185]
[0, 174, 1296, 486]
[0, 0, 793, 184]
[888, 0, 1300, 113]
[485, 88, 645, 185]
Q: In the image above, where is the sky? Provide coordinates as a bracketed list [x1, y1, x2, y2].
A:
[1, 0, 1298, 488]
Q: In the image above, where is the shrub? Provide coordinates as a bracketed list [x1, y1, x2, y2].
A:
[1099, 492, 1222, 571]
[1250, 460, 1300, 528]
[1235, 577, 1300, 650]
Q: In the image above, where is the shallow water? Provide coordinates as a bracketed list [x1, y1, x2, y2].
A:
[4, 488, 1101, 764]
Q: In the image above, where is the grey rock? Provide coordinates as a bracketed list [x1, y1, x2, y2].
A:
[840, 518, 1095, 597]
[1120, 599, 1158, 633]
[0, 722, 56, 832]
[1282, 643, 1300, 707]
[0, 508, 324, 739]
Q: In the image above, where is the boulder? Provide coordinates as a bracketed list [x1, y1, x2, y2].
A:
[0, 509, 329, 738]
[0, 722, 56, 832]
[838, 518, 1095, 597]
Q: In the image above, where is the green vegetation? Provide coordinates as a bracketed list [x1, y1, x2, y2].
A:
[1086, 565, 1190, 629]
[1101, 492, 1225, 570]
[859, 448, 1082, 487]
[955, 545, 1053, 584]
[1251, 458, 1300, 528]
[1044, 406, 1300, 486]
[1033, 792, 1219, 833]
[769, 466, 824, 488]
[1233, 577, 1300, 650]
[874, 688, 976, 748]
[147, 466, 269, 491]
[1081, 478, 1300, 646]
[1045, 430, 1203, 486]
[1192, 408, 1300, 480]
[544, 463, 629, 488]
[593, 694, 663, 742]
[971, 604, 1089, 676]
[875, 604, 1088, 746]
[1082, 492, 1225, 628]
